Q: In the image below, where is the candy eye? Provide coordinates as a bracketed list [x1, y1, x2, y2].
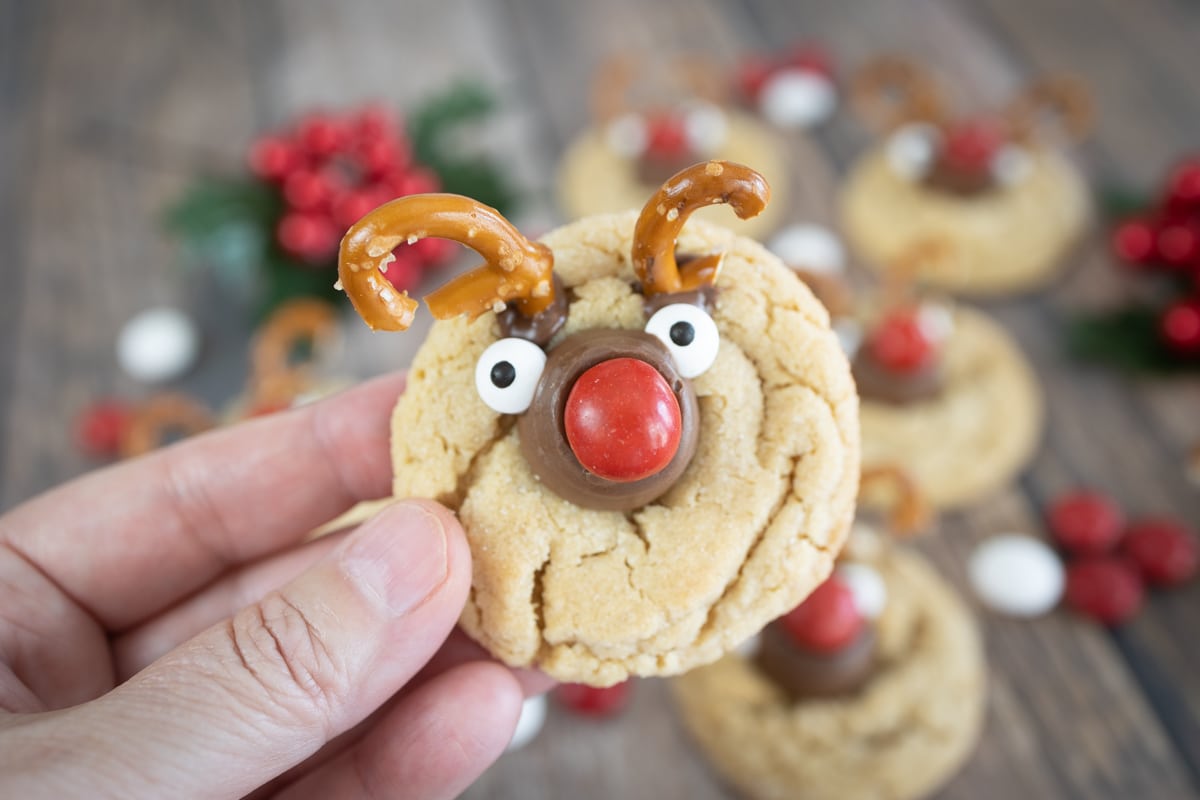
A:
[474, 338, 547, 414]
[885, 123, 941, 181]
[644, 303, 720, 379]
[604, 112, 649, 159]
[683, 102, 728, 155]
[991, 143, 1032, 187]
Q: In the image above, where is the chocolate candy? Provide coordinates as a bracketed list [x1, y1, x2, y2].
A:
[852, 345, 944, 404]
[518, 329, 700, 511]
[755, 620, 877, 701]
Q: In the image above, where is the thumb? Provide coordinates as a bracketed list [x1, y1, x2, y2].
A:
[27, 500, 471, 799]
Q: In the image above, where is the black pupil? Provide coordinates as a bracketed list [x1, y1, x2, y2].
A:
[490, 361, 516, 389]
[669, 321, 695, 347]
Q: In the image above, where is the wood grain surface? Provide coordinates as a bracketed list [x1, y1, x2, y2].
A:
[1, 1, 1197, 798]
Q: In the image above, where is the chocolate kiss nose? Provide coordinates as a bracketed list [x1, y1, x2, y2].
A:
[563, 357, 683, 483]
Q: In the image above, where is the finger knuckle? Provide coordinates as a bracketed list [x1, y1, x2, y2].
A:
[227, 591, 349, 728]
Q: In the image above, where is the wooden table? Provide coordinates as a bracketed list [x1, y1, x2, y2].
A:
[2, 1, 1198, 797]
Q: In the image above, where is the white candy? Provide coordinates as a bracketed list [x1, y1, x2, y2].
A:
[767, 224, 845, 274]
[117, 306, 200, 384]
[968, 535, 1065, 618]
[833, 319, 863, 360]
[683, 103, 728, 155]
[732, 632, 762, 658]
[885, 123, 940, 180]
[837, 562, 888, 620]
[506, 694, 547, 752]
[604, 113, 648, 159]
[758, 69, 837, 129]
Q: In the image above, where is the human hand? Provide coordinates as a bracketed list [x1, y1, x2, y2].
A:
[0, 373, 544, 799]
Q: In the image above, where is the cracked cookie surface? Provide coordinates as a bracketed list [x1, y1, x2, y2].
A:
[840, 149, 1089, 295]
[670, 534, 985, 800]
[389, 212, 859, 685]
[860, 307, 1042, 509]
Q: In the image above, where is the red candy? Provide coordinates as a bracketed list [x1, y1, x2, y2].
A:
[644, 114, 689, 158]
[866, 310, 937, 373]
[1047, 490, 1125, 556]
[779, 575, 864, 653]
[1064, 557, 1144, 625]
[555, 681, 631, 718]
[1122, 518, 1199, 586]
[76, 400, 132, 458]
[939, 119, 1005, 177]
[1160, 298, 1200, 354]
[564, 358, 682, 482]
[737, 57, 775, 101]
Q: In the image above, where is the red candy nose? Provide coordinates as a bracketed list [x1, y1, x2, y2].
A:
[941, 120, 1004, 175]
[564, 357, 682, 483]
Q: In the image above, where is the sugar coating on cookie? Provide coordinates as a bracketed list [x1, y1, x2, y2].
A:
[390, 213, 859, 685]
[860, 306, 1043, 509]
[840, 148, 1089, 295]
[670, 544, 985, 800]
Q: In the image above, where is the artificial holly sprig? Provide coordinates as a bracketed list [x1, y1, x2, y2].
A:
[1069, 157, 1200, 371]
[165, 82, 520, 317]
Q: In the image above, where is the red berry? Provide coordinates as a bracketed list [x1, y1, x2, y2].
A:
[939, 119, 1005, 177]
[555, 681, 632, 718]
[644, 113, 689, 158]
[247, 135, 299, 182]
[332, 189, 386, 229]
[277, 212, 338, 262]
[1122, 518, 1199, 586]
[1164, 159, 1200, 213]
[75, 400, 132, 458]
[1065, 557, 1144, 625]
[779, 575, 864, 653]
[355, 136, 408, 177]
[737, 56, 775, 101]
[866, 310, 937, 373]
[1111, 219, 1158, 265]
[382, 249, 424, 292]
[1047, 490, 1125, 556]
[283, 168, 340, 212]
[564, 358, 682, 482]
[1160, 298, 1200, 355]
[1156, 223, 1200, 267]
[295, 114, 347, 159]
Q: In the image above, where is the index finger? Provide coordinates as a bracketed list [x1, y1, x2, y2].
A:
[0, 372, 405, 632]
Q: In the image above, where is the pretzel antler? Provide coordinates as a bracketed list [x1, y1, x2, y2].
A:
[859, 464, 932, 537]
[591, 53, 641, 123]
[851, 56, 944, 131]
[338, 194, 555, 331]
[1006, 75, 1092, 144]
[632, 161, 770, 296]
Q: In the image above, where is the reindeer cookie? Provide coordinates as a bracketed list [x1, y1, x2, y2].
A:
[852, 249, 1044, 509]
[557, 55, 789, 240]
[839, 57, 1092, 295]
[338, 161, 859, 685]
[670, 469, 985, 800]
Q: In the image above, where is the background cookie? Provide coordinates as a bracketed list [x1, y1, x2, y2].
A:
[670, 539, 986, 800]
[388, 211, 859, 685]
[860, 306, 1042, 509]
[557, 112, 789, 239]
[840, 148, 1089, 295]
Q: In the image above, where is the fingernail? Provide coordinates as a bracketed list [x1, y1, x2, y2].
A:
[340, 502, 449, 614]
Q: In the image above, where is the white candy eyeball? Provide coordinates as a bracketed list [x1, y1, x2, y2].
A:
[916, 302, 955, 343]
[836, 562, 888, 620]
[885, 123, 941, 181]
[644, 303, 720, 379]
[474, 338, 547, 414]
[683, 102, 729, 155]
[604, 112, 648, 159]
[767, 223, 846, 274]
[758, 69, 837, 129]
[833, 318, 864, 360]
[991, 143, 1032, 187]
[969, 534, 1065, 618]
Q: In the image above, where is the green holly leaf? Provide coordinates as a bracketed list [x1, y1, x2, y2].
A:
[1067, 307, 1198, 373]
